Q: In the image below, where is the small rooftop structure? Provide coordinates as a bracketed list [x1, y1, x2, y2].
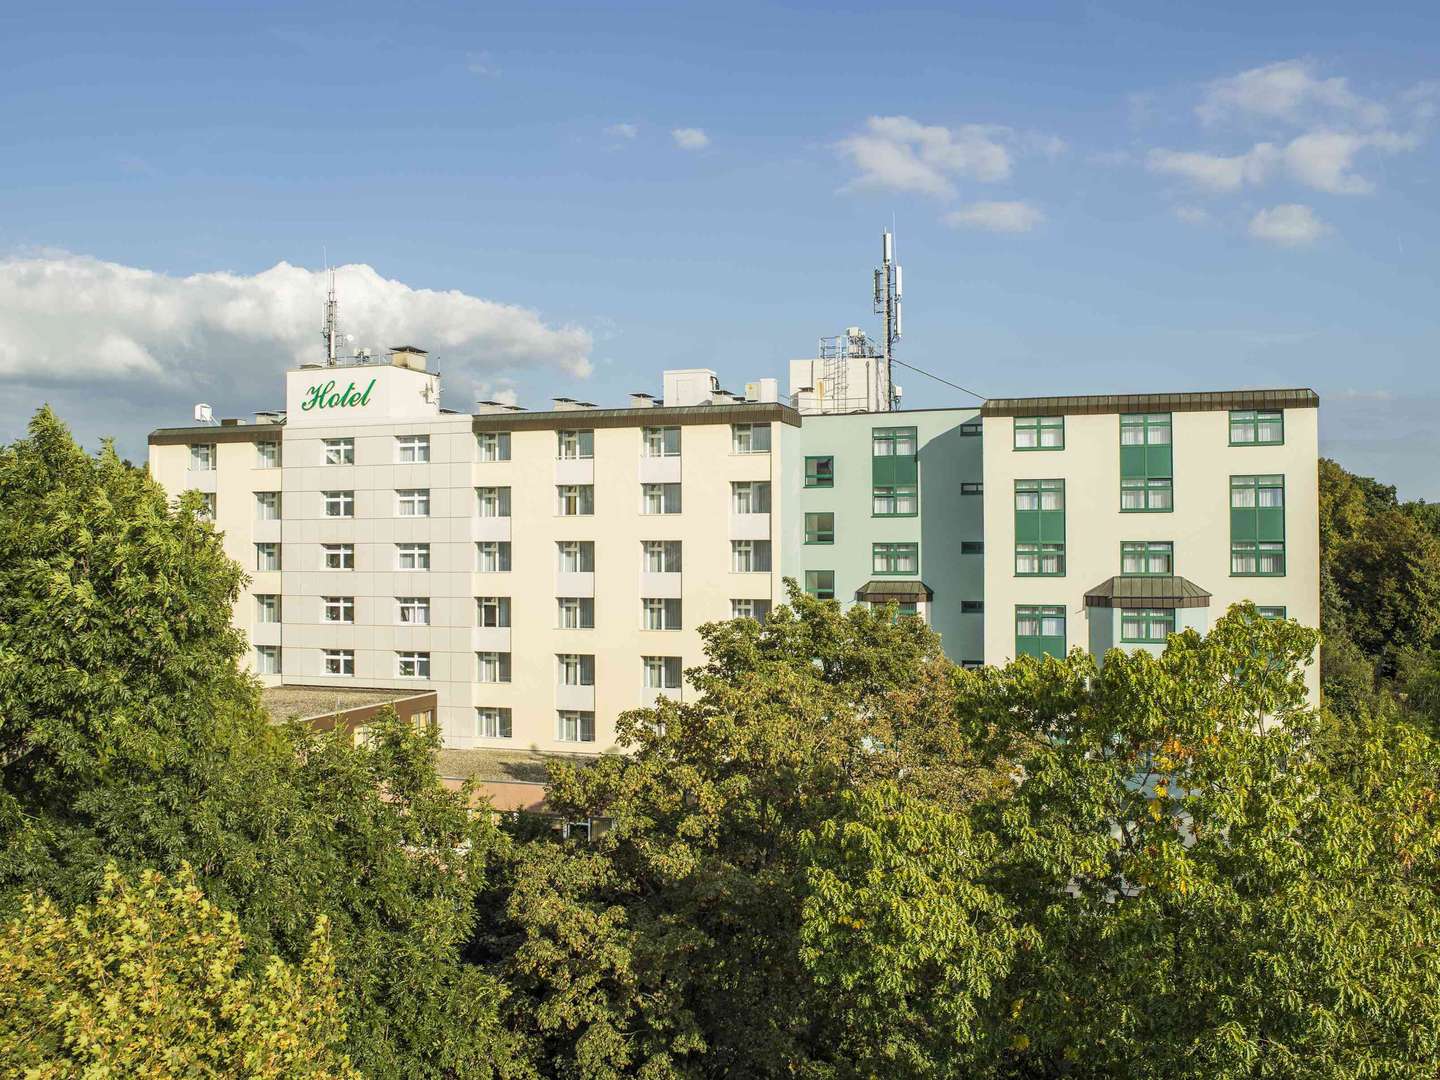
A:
[1084, 576, 1212, 609]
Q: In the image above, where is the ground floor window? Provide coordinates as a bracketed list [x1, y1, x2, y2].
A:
[476, 707, 512, 739]
[805, 570, 835, 600]
[1121, 608, 1176, 643]
[557, 710, 596, 743]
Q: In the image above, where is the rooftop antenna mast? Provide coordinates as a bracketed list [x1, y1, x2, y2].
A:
[872, 229, 902, 410]
[322, 266, 343, 366]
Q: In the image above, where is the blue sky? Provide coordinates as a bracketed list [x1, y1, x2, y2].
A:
[1, 1, 1437, 494]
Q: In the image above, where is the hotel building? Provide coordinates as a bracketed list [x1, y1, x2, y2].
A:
[149, 348, 1320, 751]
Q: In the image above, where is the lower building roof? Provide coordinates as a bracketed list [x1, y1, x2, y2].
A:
[1084, 575, 1212, 609]
[855, 579, 935, 603]
[260, 685, 434, 725]
[981, 388, 1317, 418]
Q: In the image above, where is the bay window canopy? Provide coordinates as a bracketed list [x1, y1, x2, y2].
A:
[1083, 575, 1211, 609]
[854, 579, 934, 605]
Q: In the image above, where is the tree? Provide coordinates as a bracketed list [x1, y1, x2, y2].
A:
[0, 410, 523, 1079]
[0, 863, 356, 1078]
[1329, 509, 1440, 670]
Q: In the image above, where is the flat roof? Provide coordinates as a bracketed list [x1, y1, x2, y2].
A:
[982, 388, 1318, 418]
[434, 747, 601, 786]
[260, 685, 431, 725]
[471, 400, 801, 431]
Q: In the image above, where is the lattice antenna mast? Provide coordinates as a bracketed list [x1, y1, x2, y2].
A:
[872, 230, 902, 410]
[322, 267, 343, 366]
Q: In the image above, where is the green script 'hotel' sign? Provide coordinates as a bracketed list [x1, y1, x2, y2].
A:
[301, 378, 376, 412]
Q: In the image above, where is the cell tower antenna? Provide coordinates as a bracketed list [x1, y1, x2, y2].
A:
[873, 228, 902, 410]
[321, 266, 343, 366]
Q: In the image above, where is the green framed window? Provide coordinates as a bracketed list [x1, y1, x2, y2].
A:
[1015, 479, 1065, 576]
[872, 427, 917, 457]
[1257, 606, 1287, 620]
[1015, 542, 1065, 576]
[872, 484, 918, 516]
[1121, 607, 1176, 643]
[874, 600, 920, 623]
[804, 512, 835, 544]
[1121, 540, 1174, 576]
[1016, 605, 1065, 658]
[872, 428, 918, 504]
[805, 455, 834, 488]
[960, 420, 982, 437]
[805, 570, 835, 599]
[1230, 409, 1284, 446]
[1014, 415, 1064, 450]
[1120, 413, 1173, 513]
[1231, 475, 1285, 576]
[872, 542, 919, 576]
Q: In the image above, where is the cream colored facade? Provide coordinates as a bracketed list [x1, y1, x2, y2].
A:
[981, 392, 1320, 700]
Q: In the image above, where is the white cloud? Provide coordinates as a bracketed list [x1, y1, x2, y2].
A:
[1147, 130, 1416, 194]
[837, 115, 1013, 197]
[465, 51, 499, 78]
[671, 127, 710, 150]
[942, 201, 1044, 233]
[1198, 59, 1387, 128]
[1173, 205, 1211, 225]
[1248, 204, 1329, 246]
[0, 254, 593, 389]
[605, 123, 638, 140]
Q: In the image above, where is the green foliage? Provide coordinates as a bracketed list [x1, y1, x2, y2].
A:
[0, 863, 356, 1078]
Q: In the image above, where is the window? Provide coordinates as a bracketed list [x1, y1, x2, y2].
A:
[643, 656, 683, 689]
[396, 434, 430, 463]
[1230, 409, 1284, 446]
[961, 540, 984, 555]
[397, 652, 430, 678]
[961, 482, 983, 495]
[557, 429, 595, 459]
[1231, 475, 1286, 576]
[1120, 413, 1173, 513]
[323, 490, 354, 518]
[256, 441, 280, 468]
[959, 420, 982, 437]
[557, 710, 596, 743]
[477, 486, 511, 517]
[805, 570, 835, 599]
[642, 483, 682, 514]
[558, 654, 596, 686]
[323, 543, 354, 570]
[397, 489, 430, 517]
[198, 492, 216, 521]
[1121, 541, 1174, 576]
[731, 598, 772, 621]
[558, 541, 595, 573]
[477, 432, 511, 461]
[643, 597, 682, 630]
[557, 484, 595, 516]
[255, 491, 281, 520]
[805, 456, 834, 488]
[558, 597, 595, 629]
[477, 596, 511, 628]
[879, 601, 919, 623]
[477, 652, 512, 683]
[323, 438, 354, 465]
[189, 443, 216, 470]
[643, 540, 682, 573]
[397, 543, 431, 570]
[256, 594, 281, 623]
[804, 512, 835, 544]
[476, 707, 512, 739]
[731, 540, 773, 573]
[255, 645, 281, 675]
[732, 423, 772, 454]
[872, 485, 917, 516]
[961, 600, 984, 614]
[872, 427, 917, 456]
[1258, 606, 1287, 620]
[643, 426, 681, 457]
[873, 542, 919, 575]
[1015, 543, 1066, 576]
[1015, 605, 1065, 659]
[1121, 608, 1176, 643]
[1014, 415, 1064, 450]
[323, 596, 355, 623]
[1121, 478, 1173, 512]
[323, 649, 354, 676]
[397, 597, 430, 625]
[732, 481, 772, 514]
[1015, 479, 1065, 576]
[256, 543, 281, 572]
[478, 541, 512, 572]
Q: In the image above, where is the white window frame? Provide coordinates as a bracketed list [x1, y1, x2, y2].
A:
[558, 653, 596, 686]
[397, 489, 430, 517]
[322, 543, 355, 570]
[557, 710, 596, 743]
[477, 486, 511, 518]
[323, 596, 355, 624]
[731, 423, 772, 454]
[558, 541, 595, 574]
[557, 596, 595, 629]
[642, 540, 682, 573]
[731, 481, 772, 515]
[189, 443, 216, 470]
[396, 651, 431, 679]
[397, 596, 431, 626]
[255, 491, 281, 520]
[397, 543, 431, 570]
[323, 649, 354, 676]
[641, 483, 681, 515]
[255, 543, 281, 572]
[643, 655, 683, 689]
[477, 652, 512, 683]
[557, 484, 595, 516]
[557, 429, 595, 460]
[477, 541, 512, 572]
[254, 645, 281, 675]
[395, 434, 431, 463]
[256, 594, 281, 623]
[476, 706, 513, 739]
[477, 431, 511, 462]
[255, 441, 280, 469]
[643, 597, 682, 631]
[323, 490, 354, 518]
[477, 596, 511, 628]
[730, 598, 771, 621]
[643, 426, 681, 457]
[323, 438, 354, 465]
[731, 540, 773, 573]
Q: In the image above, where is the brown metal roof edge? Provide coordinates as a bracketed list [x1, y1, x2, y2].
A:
[472, 401, 802, 431]
[854, 579, 935, 601]
[981, 388, 1318, 419]
[149, 424, 286, 445]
